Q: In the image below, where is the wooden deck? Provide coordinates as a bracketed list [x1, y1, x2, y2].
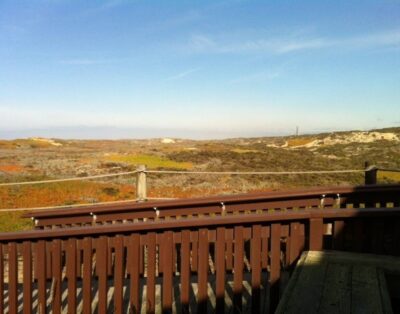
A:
[276, 251, 400, 314]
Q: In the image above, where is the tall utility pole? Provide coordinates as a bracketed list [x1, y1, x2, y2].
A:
[295, 126, 299, 136]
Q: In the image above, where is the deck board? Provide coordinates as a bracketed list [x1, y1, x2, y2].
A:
[276, 251, 398, 314]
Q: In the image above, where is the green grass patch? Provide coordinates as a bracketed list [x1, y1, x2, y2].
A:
[0, 211, 33, 232]
[107, 154, 193, 170]
[231, 148, 259, 154]
[378, 171, 400, 183]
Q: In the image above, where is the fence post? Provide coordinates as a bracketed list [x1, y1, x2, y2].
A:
[364, 161, 378, 185]
[136, 164, 147, 202]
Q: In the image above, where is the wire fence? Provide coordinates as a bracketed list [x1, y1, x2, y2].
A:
[0, 168, 367, 187]
[0, 165, 398, 212]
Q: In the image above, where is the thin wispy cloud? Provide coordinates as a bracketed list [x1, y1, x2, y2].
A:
[59, 58, 121, 65]
[185, 29, 400, 55]
[166, 67, 201, 81]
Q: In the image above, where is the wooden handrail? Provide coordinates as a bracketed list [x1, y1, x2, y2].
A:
[3, 206, 400, 242]
[24, 184, 400, 219]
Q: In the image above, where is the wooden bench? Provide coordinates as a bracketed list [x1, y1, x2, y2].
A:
[276, 250, 400, 314]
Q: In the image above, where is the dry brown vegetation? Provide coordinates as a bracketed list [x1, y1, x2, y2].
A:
[0, 128, 399, 231]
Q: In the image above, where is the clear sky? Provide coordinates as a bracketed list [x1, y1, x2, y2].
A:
[0, 0, 399, 139]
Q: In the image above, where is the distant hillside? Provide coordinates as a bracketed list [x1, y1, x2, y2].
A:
[0, 126, 399, 212]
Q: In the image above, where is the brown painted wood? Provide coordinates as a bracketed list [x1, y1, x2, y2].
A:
[6, 207, 400, 243]
[114, 236, 124, 313]
[226, 234, 234, 271]
[8, 242, 18, 314]
[353, 220, 364, 252]
[66, 238, 77, 314]
[97, 236, 108, 314]
[289, 222, 300, 265]
[270, 223, 281, 313]
[233, 226, 244, 313]
[146, 232, 156, 314]
[0, 243, 3, 314]
[129, 234, 141, 314]
[197, 229, 209, 313]
[309, 218, 323, 251]
[107, 238, 113, 277]
[180, 230, 190, 314]
[215, 227, 226, 313]
[76, 240, 82, 278]
[46, 242, 52, 279]
[82, 237, 92, 314]
[261, 226, 269, 270]
[140, 238, 145, 275]
[333, 220, 345, 250]
[23, 241, 32, 314]
[27, 184, 400, 222]
[51, 240, 62, 314]
[162, 231, 173, 313]
[37, 240, 47, 314]
[251, 225, 262, 314]
[191, 232, 198, 272]
[371, 219, 385, 254]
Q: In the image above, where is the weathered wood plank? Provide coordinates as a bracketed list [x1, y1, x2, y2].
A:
[319, 263, 351, 313]
[275, 251, 328, 314]
[351, 265, 382, 314]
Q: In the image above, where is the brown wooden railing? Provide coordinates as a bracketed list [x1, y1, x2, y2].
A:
[3, 201, 400, 312]
[24, 184, 400, 229]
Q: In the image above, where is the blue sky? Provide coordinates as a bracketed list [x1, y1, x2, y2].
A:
[0, 0, 399, 139]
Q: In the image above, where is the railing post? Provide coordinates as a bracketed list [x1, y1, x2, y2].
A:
[309, 218, 323, 251]
[364, 161, 378, 185]
[136, 164, 147, 202]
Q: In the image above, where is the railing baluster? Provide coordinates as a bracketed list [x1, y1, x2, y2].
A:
[215, 227, 226, 313]
[129, 234, 140, 314]
[82, 237, 92, 314]
[289, 222, 300, 266]
[270, 223, 281, 313]
[191, 232, 198, 272]
[251, 225, 262, 314]
[333, 220, 345, 250]
[97, 236, 108, 314]
[197, 228, 209, 313]
[162, 231, 173, 313]
[261, 226, 269, 270]
[371, 219, 385, 254]
[114, 236, 124, 313]
[36, 240, 47, 314]
[76, 240, 82, 279]
[309, 218, 323, 251]
[146, 232, 156, 314]
[226, 229, 234, 271]
[67, 238, 77, 314]
[46, 242, 52, 280]
[23, 241, 32, 314]
[233, 226, 244, 313]
[180, 230, 190, 313]
[51, 239, 62, 314]
[0, 243, 3, 314]
[353, 220, 364, 252]
[8, 242, 17, 314]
